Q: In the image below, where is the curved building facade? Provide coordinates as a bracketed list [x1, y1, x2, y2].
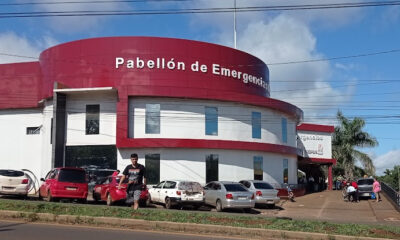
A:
[0, 37, 319, 187]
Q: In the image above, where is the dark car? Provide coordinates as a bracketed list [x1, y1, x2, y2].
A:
[39, 167, 88, 202]
[357, 178, 374, 197]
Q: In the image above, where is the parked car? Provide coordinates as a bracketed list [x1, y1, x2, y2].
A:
[148, 180, 204, 209]
[93, 174, 149, 207]
[204, 181, 255, 212]
[357, 178, 374, 197]
[0, 169, 32, 198]
[84, 167, 116, 201]
[239, 180, 280, 208]
[39, 167, 88, 202]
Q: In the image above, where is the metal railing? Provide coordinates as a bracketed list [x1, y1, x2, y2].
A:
[381, 182, 400, 210]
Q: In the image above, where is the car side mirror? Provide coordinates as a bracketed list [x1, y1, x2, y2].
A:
[40, 178, 45, 181]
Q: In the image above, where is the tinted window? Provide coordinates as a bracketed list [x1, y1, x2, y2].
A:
[163, 181, 176, 189]
[224, 184, 247, 192]
[205, 107, 218, 135]
[145, 153, 160, 184]
[254, 182, 274, 189]
[154, 181, 165, 188]
[58, 169, 86, 183]
[206, 154, 218, 183]
[358, 179, 374, 185]
[86, 104, 100, 135]
[252, 112, 261, 139]
[146, 104, 160, 134]
[0, 170, 24, 177]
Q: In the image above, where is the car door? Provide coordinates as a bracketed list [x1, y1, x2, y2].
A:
[150, 181, 165, 203]
[204, 182, 216, 206]
[160, 181, 176, 204]
[40, 170, 57, 197]
[100, 177, 111, 200]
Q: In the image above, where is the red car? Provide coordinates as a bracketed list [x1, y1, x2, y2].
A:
[39, 167, 88, 202]
[93, 174, 149, 207]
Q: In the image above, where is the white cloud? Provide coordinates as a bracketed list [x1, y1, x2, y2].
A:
[33, 0, 128, 33]
[229, 14, 354, 119]
[373, 150, 400, 176]
[0, 32, 58, 64]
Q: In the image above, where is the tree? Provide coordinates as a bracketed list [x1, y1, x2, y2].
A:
[379, 165, 400, 191]
[332, 111, 378, 179]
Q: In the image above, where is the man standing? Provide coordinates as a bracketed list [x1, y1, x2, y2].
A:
[118, 153, 146, 210]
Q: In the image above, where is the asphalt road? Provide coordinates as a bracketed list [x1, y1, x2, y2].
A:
[0, 220, 249, 240]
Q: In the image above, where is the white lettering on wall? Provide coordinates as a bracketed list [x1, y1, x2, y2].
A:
[115, 57, 269, 91]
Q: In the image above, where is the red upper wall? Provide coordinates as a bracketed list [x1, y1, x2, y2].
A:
[0, 62, 42, 109]
[39, 37, 270, 99]
[297, 123, 334, 133]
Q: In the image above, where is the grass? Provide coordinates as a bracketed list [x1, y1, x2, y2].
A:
[0, 198, 399, 239]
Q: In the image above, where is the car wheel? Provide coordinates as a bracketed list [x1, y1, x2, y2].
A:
[165, 197, 172, 209]
[78, 198, 87, 204]
[145, 197, 150, 207]
[106, 193, 113, 206]
[216, 199, 223, 212]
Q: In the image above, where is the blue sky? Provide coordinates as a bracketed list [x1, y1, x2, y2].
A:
[0, 0, 399, 175]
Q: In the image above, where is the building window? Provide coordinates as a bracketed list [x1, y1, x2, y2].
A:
[86, 105, 100, 135]
[205, 107, 218, 136]
[283, 159, 288, 183]
[252, 112, 261, 139]
[206, 154, 218, 183]
[281, 117, 287, 143]
[145, 154, 160, 185]
[254, 156, 263, 180]
[145, 104, 160, 134]
[26, 127, 40, 135]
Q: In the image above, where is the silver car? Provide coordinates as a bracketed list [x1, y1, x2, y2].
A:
[204, 181, 255, 212]
[357, 178, 374, 197]
[239, 180, 280, 208]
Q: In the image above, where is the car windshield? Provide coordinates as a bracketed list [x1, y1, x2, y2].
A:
[58, 169, 86, 183]
[178, 182, 203, 192]
[115, 178, 129, 184]
[253, 182, 274, 189]
[224, 184, 248, 192]
[357, 179, 374, 185]
[0, 170, 24, 177]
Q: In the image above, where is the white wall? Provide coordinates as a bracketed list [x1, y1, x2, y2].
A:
[297, 131, 332, 159]
[65, 92, 117, 146]
[129, 97, 297, 147]
[118, 148, 297, 186]
[0, 105, 53, 187]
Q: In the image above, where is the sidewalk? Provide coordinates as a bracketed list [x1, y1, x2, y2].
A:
[264, 190, 400, 226]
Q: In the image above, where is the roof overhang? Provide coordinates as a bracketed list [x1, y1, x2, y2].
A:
[53, 87, 117, 95]
[298, 157, 337, 165]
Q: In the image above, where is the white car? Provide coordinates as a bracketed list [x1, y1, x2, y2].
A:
[0, 169, 32, 197]
[148, 180, 204, 209]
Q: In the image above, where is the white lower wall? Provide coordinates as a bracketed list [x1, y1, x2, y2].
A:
[118, 148, 297, 186]
[0, 105, 53, 187]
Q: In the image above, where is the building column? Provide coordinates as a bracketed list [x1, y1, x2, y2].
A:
[328, 164, 333, 190]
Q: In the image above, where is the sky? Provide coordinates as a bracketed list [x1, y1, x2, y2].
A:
[0, 0, 399, 175]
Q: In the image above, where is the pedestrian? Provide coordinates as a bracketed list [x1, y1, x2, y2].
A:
[287, 185, 295, 202]
[346, 183, 357, 202]
[373, 178, 382, 203]
[308, 175, 315, 193]
[118, 153, 146, 209]
[336, 175, 343, 190]
[351, 179, 359, 202]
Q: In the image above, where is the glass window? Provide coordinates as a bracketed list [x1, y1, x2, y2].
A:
[224, 184, 248, 192]
[283, 159, 288, 183]
[253, 182, 274, 189]
[26, 127, 40, 135]
[281, 117, 287, 143]
[86, 105, 100, 135]
[205, 107, 218, 136]
[58, 169, 86, 183]
[252, 112, 261, 139]
[145, 104, 160, 134]
[254, 156, 263, 180]
[145, 153, 160, 185]
[163, 181, 177, 189]
[206, 154, 218, 183]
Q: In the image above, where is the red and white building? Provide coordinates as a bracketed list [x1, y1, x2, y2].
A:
[0, 37, 335, 189]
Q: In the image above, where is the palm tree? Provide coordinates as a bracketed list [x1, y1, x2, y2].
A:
[332, 111, 378, 179]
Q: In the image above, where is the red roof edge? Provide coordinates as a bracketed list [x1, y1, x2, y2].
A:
[297, 123, 334, 133]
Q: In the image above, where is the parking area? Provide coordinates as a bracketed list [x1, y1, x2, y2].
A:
[260, 190, 400, 226]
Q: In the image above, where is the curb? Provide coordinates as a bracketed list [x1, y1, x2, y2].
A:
[0, 210, 395, 240]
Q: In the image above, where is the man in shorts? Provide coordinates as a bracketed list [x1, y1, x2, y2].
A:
[118, 153, 146, 209]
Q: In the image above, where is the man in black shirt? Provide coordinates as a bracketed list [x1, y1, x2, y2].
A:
[118, 153, 146, 209]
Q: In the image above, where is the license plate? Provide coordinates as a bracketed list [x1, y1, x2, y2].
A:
[188, 198, 193, 200]
[2, 187, 14, 190]
[238, 197, 247, 200]
[66, 187, 77, 191]
[267, 200, 274, 203]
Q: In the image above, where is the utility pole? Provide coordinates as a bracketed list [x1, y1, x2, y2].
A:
[233, 0, 237, 49]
